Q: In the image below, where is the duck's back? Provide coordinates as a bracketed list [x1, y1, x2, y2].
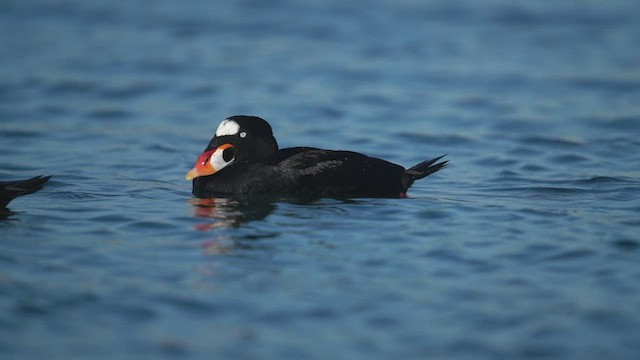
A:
[277, 147, 408, 197]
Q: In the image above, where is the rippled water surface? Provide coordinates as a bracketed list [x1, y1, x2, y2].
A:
[2, 1, 640, 359]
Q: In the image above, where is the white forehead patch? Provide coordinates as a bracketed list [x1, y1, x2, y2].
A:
[215, 120, 240, 137]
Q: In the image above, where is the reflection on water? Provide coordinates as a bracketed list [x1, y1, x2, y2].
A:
[190, 197, 276, 230]
[190, 197, 278, 255]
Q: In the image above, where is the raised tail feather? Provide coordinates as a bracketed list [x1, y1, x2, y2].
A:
[406, 155, 448, 180]
[0, 175, 52, 208]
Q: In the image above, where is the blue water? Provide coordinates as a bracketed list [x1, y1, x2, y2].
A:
[2, 0, 640, 359]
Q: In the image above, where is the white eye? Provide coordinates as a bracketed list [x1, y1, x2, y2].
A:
[239, 131, 247, 138]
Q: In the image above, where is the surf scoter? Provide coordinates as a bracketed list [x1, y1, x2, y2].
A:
[0, 175, 51, 208]
[186, 116, 447, 198]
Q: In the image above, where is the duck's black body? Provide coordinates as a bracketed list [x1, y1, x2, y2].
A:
[0, 175, 51, 208]
[187, 116, 446, 198]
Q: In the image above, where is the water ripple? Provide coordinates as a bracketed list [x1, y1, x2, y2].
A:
[518, 136, 584, 148]
[395, 132, 474, 146]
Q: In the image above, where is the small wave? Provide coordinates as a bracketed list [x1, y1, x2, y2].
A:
[610, 239, 639, 251]
[565, 78, 640, 93]
[520, 164, 549, 172]
[525, 186, 590, 195]
[88, 213, 132, 223]
[549, 154, 589, 164]
[476, 156, 518, 167]
[156, 294, 218, 315]
[86, 108, 132, 120]
[45, 79, 97, 95]
[395, 132, 474, 146]
[481, 185, 590, 197]
[37, 104, 71, 116]
[541, 249, 596, 262]
[49, 191, 123, 200]
[416, 209, 451, 220]
[100, 82, 162, 100]
[518, 135, 583, 148]
[144, 143, 181, 153]
[0, 129, 42, 139]
[572, 176, 635, 185]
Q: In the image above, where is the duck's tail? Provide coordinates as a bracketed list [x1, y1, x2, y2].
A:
[0, 175, 52, 208]
[401, 155, 447, 192]
[406, 155, 448, 180]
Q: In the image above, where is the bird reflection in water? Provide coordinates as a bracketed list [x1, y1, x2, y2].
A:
[189, 196, 277, 255]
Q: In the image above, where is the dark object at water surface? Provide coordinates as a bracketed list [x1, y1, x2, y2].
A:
[186, 116, 447, 198]
[0, 176, 51, 208]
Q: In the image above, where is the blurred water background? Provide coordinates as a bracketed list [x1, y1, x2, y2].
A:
[1, 0, 640, 359]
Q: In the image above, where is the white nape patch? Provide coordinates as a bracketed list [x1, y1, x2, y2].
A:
[215, 120, 240, 137]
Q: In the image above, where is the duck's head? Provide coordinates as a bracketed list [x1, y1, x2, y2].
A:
[186, 115, 279, 180]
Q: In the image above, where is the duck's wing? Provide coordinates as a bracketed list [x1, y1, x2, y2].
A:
[278, 149, 406, 197]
